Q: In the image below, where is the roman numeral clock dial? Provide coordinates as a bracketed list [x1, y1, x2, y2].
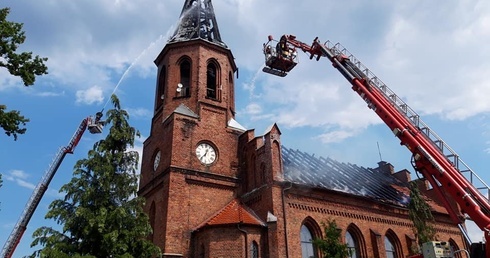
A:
[195, 142, 217, 165]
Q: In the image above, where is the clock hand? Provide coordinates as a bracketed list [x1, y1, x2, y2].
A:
[199, 149, 208, 162]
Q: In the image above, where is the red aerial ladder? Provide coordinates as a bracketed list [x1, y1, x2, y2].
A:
[0, 113, 104, 258]
[263, 34, 490, 258]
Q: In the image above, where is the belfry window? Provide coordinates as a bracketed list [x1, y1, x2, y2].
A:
[206, 62, 218, 100]
[229, 71, 234, 108]
[179, 59, 191, 97]
[156, 67, 166, 110]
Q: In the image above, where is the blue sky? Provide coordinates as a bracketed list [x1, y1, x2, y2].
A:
[1, 0, 490, 256]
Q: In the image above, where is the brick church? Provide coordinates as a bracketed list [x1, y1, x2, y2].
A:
[137, 0, 466, 257]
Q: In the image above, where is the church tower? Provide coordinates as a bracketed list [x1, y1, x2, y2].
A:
[138, 1, 246, 257]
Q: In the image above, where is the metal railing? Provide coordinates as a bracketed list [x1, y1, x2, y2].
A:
[324, 41, 490, 203]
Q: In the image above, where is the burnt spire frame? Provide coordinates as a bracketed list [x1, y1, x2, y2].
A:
[169, 0, 227, 48]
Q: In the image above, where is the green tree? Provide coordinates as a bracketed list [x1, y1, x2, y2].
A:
[408, 180, 436, 253]
[1, 7, 48, 140]
[313, 219, 350, 258]
[30, 95, 160, 257]
[0, 104, 29, 140]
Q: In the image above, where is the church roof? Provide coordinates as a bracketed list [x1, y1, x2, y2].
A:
[228, 118, 247, 132]
[195, 199, 266, 230]
[281, 146, 410, 207]
[168, 0, 227, 48]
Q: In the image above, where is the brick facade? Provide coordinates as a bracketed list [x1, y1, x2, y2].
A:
[138, 1, 467, 257]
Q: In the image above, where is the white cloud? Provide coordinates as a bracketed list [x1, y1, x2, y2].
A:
[9, 170, 29, 180]
[258, 78, 379, 130]
[3, 2, 490, 257]
[126, 107, 152, 119]
[4, 170, 36, 190]
[3, 0, 489, 125]
[36, 91, 65, 97]
[16, 180, 36, 190]
[374, 1, 490, 121]
[76, 85, 104, 105]
[316, 130, 356, 144]
[244, 103, 262, 115]
[0, 69, 23, 91]
[2, 0, 490, 157]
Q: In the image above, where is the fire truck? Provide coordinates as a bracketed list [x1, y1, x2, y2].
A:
[1, 113, 104, 258]
[262, 34, 490, 258]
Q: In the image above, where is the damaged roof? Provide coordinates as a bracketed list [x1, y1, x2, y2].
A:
[282, 146, 410, 207]
[168, 0, 227, 48]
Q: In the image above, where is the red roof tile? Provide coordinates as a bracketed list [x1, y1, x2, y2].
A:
[195, 199, 266, 230]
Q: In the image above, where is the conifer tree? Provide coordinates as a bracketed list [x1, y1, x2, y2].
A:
[313, 219, 350, 258]
[30, 95, 159, 257]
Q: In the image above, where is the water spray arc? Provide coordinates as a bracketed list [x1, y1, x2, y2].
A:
[102, 34, 166, 110]
[100, 6, 195, 110]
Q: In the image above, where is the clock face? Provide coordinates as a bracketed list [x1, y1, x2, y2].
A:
[153, 150, 161, 171]
[195, 142, 217, 165]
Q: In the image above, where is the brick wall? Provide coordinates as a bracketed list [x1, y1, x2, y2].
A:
[193, 226, 264, 258]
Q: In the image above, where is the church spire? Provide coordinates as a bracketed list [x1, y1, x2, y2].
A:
[169, 0, 227, 48]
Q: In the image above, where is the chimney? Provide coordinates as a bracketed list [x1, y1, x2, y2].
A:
[393, 169, 411, 184]
[376, 161, 394, 175]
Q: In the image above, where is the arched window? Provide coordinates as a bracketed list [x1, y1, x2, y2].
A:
[385, 236, 396, 258]
[251, 241, 259, 258]
[301, 225, 316, 258]
[449, 239, 462, 258]
[346, 223, 366, 258]
[179, 58, 191, 97]
[346, 231, 358, 258]
[385, 230, 402, 258]
[229, 71, 234, 112]
[206, 62, 219, 100]
[156, 67, 166, 110]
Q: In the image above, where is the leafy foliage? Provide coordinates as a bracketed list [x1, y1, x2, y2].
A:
[30, 95, 160, 257]
[313, 219, 350, 258]
[1, 8, 48, 86]
[0, 104, 29, 140]
[0, 7, 48, 140]
[0, 8, 48, 140]
[408, 181, 436, 251]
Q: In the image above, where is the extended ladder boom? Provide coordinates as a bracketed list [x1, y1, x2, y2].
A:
[263, 35, 490, 257]
[1, 115, 103, 258]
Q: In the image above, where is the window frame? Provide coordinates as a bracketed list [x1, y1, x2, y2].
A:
[300, 224, 318, 258]
[251, 240, 259, 258]
[178, 57, 191, 98]
[205, 59, 221, 101]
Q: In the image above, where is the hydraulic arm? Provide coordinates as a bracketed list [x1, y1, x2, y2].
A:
[263, 34, 490, 257]
[1, 114, 103, 258]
